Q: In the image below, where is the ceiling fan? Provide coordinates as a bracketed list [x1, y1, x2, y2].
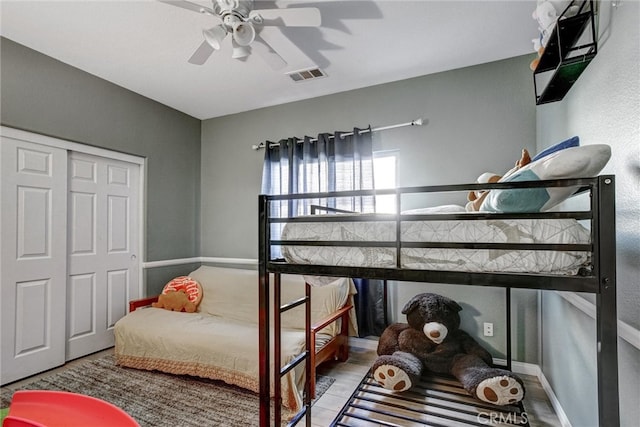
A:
[159, 0, 321, 69]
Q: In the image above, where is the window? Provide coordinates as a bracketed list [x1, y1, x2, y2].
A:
[373, 150, 399, 213]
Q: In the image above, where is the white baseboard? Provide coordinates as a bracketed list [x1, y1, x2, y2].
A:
[200, 257, 258, 265]
[531, 363, 572, 427]
[142, 257, 201, 269]
[142, 257, 257, 269]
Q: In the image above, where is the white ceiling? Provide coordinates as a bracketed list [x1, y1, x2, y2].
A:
[1, 0, 539, 120]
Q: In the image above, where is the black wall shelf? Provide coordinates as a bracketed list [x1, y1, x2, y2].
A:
[533, 0, 598, 105]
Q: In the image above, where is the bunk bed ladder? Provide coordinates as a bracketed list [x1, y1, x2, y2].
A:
[276, 274, 313, 426]
[258, 194, 271, 426]
[259, 194, 313, 426]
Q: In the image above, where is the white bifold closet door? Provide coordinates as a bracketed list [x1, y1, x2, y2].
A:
[1, 131, 140, 385]
[66, 152, 140, 360]
[1, 138, 68, 385]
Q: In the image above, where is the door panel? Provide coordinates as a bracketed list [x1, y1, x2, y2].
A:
[17, 187, 50, 258]
[1, 138, 67, 385]
[70, 192, 95, 254]
[66, 153, 139, 360]
[67, 273, 95, 339]
[15, 279, 50, 355]
[108, 195, 129, 252]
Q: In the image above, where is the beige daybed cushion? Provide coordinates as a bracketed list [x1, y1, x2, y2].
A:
[190, 266, 358, 337]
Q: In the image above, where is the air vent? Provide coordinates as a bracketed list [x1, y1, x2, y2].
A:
[286, 67, 327, 82]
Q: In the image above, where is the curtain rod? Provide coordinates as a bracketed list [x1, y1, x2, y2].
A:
[251, 117, 426, 150]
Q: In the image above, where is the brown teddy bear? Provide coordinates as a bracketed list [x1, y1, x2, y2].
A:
[152, 289, 197, 313]
[372, 293, 525, 406]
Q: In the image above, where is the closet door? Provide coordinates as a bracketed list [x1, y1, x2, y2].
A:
[66, 152, 140, 360]
[0, 138, 68, 385]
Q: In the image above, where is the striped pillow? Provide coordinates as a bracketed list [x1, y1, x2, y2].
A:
[162, 276, 203, 306]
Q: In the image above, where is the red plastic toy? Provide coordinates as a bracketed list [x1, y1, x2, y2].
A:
[3, 390, 139, 427]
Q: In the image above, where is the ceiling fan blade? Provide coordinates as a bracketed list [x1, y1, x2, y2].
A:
[252, 35, 287, 70]
[188, 40, 216, 65]
[157, 0, 215, 15]
[256, 26, 315, 68]
[250, 7, 321, 27]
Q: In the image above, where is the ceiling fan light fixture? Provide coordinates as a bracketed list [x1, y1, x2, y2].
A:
[202, 25, 228, 50]
[232, 21, 255, 47]
[232, 42, 251, 59]
[164, 0, 322, 68]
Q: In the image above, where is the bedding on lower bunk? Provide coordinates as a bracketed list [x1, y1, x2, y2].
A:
[280, 207, 590, 276]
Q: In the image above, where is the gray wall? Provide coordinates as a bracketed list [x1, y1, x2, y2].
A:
[201, 55, 536, 256]
[1, 37, 202, 295]
[200, 54, 539, 362]
[535, 1, 639, 425]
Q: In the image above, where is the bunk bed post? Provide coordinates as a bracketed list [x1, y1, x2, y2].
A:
[505, 287, 512, 372]
[395, 189, 402, 268]
[258, 195, 271, 426]
[594, 176, 619, 425]
[274, 273, 282, 426]
[304, 281, 312, 426]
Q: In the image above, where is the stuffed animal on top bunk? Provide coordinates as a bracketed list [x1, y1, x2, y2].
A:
[465, 148, 531, 212]
[372, 293, 525, 406]
[530, 0, 582, 70]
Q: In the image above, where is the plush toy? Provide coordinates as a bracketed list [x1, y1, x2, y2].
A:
[151, 276, 203, 313]
[152, 289, 197, 313]
[529, 46, 545, 71]
[533, 1, 559, 51]
[466, 149, 531, 212]
[372, 293, 525, 406]
[466, 172, 501, 212]
[530, 0, 581, 70]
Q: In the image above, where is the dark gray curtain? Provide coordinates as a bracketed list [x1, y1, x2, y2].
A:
[261, 128, 376, 259]
[261, 127, 387, 336]
[352, 278, 387, 337]
[261, 127, 376, 215]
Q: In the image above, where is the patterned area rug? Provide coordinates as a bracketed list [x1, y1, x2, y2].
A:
[0, 355, 334, 426]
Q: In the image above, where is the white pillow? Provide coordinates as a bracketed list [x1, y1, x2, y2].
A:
[480, 144, 611, 212]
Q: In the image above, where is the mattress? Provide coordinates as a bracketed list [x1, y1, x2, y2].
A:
[280, 206, 591, 276]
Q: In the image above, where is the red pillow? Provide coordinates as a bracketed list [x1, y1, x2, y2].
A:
[162, 276, 203, 306]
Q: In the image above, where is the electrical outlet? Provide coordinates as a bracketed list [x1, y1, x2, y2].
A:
[483, 322, 494, 337]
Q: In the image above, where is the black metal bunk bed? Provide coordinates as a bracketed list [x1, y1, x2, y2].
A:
[258, 176, 619, 426]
